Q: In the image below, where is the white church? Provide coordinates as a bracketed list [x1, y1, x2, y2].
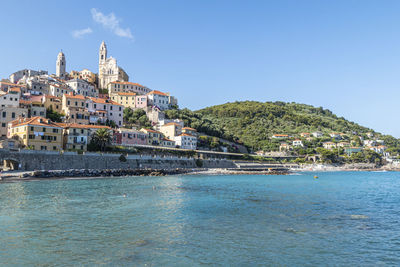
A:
[55, 41, 129, 89]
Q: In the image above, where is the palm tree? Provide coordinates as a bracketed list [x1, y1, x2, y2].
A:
[92, 128, 111, 151]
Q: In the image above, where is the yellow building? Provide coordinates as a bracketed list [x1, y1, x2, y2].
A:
[62, 93, 89, 124]
[42, 95, 62, 113]
[8, 116, 63, 151]
[140, 128, 163, 146]
[111, 92, 136, 109]
[160, 122, 182, 140]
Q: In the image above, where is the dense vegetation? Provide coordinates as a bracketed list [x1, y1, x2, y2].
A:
[165, 101, 399, 152]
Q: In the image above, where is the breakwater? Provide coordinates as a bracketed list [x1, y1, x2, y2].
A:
[0, 149, 236, 171]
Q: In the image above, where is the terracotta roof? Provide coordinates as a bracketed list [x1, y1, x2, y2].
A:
[9, 87, 21, 92]
[273, 134, 288, 137]
[116, 92, 136, 96]
[10, 116, 62, 128]
[141, 128, 161, 134]
[19, 99, 32, 105]
[88, 97, 123, 106]
[163, 122, 181, 127]
[64, 93, 86, 100]
[163, 138, 174, 142]
[109, 81, 146, 87]
[147, 90, 168, 96]
[0, 82, 25, 87]
[183, 127, 196, 131]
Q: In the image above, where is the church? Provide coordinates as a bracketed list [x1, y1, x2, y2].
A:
[98, 41, 129, 89]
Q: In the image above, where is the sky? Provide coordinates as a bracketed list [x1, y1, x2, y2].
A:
[1, 0, 400, 136]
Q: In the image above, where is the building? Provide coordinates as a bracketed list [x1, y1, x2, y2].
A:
[312, 131, 323, 138]
[112, 128, 148, 146]
[160, 122, 182, 140]
[49, 83, 73, 97]
[175, 133, 197, 150]
[292, 139, 304, 147]
[62, 93, 89, 124]
[323, 142, 337, 150]
[369, 145, 387, 154]
[107, 81, 151, 96]
[65, 79, 98, 97]
[300, 133, 311, 138]
[56, 51, 66, 79]
[272, 134, 289, 139]
[279, 143, 292, 152]
[329, 133, 342, 140]
[98, 41, 129, 89]
[135, 95, 147, 109]
[337, 142, 350, 148]
[86, 97, 123, 126]
[140, 128, 163, 145]
[111, 92, 136, 109]
[59, 123, 90, 151]
[0, 82, 27, 94]
[162, 138, 176, 148]
[42, 95, 62, 113]
[70, 69, 96, 84]
[147, 90, 170, 110]
[7, 116, 63, 151]
[0, 91, 28, 137]
[182, 127, 197, 136]
[157, 119, 184, 130]
[9, 69, 48, 83]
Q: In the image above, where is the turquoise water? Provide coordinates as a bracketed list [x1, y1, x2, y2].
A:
[1, 172, 400, 266]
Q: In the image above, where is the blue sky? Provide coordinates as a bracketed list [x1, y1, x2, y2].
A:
[1, 0, 400, 136]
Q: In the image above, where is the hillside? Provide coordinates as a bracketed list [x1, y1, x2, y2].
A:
[165, 101, 400, 151]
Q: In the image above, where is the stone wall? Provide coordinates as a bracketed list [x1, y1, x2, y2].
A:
[0, 149, 235, 171]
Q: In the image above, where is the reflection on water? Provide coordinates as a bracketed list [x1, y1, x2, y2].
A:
[0, 172, 400, 266]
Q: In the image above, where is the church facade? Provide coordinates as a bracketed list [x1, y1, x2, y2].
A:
[98, 41, 129, 89]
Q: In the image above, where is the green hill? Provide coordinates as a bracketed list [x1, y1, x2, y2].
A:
[165, 101, 400, 152]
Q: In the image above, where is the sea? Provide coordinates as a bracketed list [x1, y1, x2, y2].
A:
[0, 171, 400, 266]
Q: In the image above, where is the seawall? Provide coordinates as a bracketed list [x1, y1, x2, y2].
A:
[0, 149, 236, 171]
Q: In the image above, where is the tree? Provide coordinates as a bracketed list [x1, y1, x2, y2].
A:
[46, 108, 63, 123]
[91, 128, 111, 151]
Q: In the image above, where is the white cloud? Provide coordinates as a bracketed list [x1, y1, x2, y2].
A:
[72, 27, 93, 38]
[91, 8, 133, 39]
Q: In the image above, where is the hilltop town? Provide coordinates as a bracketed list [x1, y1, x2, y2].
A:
[0, 42, 199, 154]
[1, 42, 400, 169]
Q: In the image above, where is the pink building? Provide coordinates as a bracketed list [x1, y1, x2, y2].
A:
[135, 95, 147, 109]
[113, 128, 148, 146]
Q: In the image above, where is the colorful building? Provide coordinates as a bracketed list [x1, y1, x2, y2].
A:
[7, 116, 63, 151]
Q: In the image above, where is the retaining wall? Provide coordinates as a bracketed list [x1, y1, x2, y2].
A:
[0, 149, 236, 171]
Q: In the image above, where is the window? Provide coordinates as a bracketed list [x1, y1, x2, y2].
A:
[29, 134, 35, 139]
[53, 146, 57, 150]
[11, 112, 15, 118]
[52, 129, 58, 133]
[1, 123, 5, 127]
[2, 112, 5, 118]
[31, 127, 34, 131]
[40, 146, 47, 150]
[43, 128, 46, 132]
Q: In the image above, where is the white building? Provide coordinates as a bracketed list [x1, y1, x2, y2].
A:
[175, 133, 197, 150]
[9, 69, 48, 83]
[312, 131, 323, 138]
[66, 79, 98, 97]
[147, 90, 170, 110]
[323, 142, 337, 150]
[56, 51, 66, 79]
[107, 81, 151, 96]
[98, 41, 129, 89]
[49, 83, 73, 97]
[86, 97, 123, 127]
[292, 139, 304, 147]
